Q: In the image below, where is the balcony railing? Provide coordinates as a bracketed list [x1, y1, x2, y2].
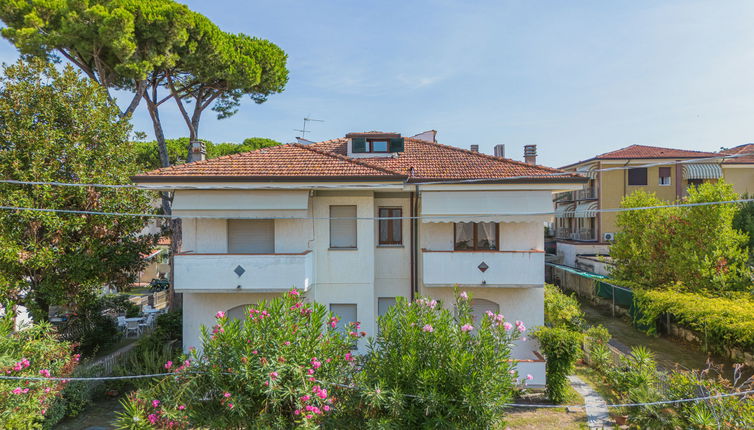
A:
[421, 249, 544, 287]
[174, 251, 313, 292]
[553, 191, 575, 202]
[574, 187, 598, 200]
[572, 229, 596, 241]
[556, 228, 572, 239]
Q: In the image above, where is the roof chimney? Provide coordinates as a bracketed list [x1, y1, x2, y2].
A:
[524, 145, 537, 165]
[470, 144, 479, 153]
[494, 144, 505, 158]
[189, 140, 206, 162]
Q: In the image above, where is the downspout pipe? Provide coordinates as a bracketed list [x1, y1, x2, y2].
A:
[413, 185, 420, 297]
[409, 191, 415, 301]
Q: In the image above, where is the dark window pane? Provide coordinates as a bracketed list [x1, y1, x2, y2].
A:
[455, 223, 474, 250]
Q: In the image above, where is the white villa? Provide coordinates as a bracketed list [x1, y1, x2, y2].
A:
[132, 131, 587, 386]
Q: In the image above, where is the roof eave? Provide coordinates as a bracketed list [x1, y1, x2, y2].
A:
[131, 175, 407, 183]
[406, 176, 589, 184]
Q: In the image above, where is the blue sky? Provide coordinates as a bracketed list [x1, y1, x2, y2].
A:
[1, 0, 754, 167]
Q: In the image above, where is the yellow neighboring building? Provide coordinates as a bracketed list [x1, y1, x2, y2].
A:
[553, 144, 754, 267]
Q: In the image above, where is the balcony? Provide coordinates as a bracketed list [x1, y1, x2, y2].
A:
[555, 228, 572, 239]
[553, 191, 575, 202]
[572, 229, 596, 241]
[174, 251, 313, 292]
[422, 250, 544, 287]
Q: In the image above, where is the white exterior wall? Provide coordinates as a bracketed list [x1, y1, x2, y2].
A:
[556, 242, 611, 267]
[176, 187, 551, 384]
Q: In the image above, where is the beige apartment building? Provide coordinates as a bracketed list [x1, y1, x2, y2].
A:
[554, 144, 754, 267]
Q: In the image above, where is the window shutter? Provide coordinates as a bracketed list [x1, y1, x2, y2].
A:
[330, 304, 357, 332]
[659, 167, 671, 177]
[228, 220, 275, 253]
[351, 137, 367, 153]
[627, 168, 648, 185]
[330, 205, 357, 248]
[389, 137, 404, 153]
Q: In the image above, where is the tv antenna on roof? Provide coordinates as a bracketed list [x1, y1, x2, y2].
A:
[294, 116, 324, 138]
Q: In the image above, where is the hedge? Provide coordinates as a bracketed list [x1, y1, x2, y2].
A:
[634, 289, 754, 352]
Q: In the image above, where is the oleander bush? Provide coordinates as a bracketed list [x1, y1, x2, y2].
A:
[115, 289, 356, 429]
[334, 291, 523, 429]
[634, 288, 754, 352]
[0, 306, 78, 429]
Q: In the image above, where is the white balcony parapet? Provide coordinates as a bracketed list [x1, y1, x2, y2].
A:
[422, 250, 544, 287]
[174, 251, 313, 292]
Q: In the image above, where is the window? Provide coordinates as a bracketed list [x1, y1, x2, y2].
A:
[368, 139, 389, 152]
[627, 168, 647, 185]
[454, 222, 499, 250]
[329, 304, 357, 333]
[330, 205, 357, 248]
[227, 219, 274, 253]
[659, 167, 671, 186]
[378, 297, 397, 318]
[688, 178, 705, 188]
[378, 207, 402, 245]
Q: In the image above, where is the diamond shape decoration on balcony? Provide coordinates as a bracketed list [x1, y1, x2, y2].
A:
[234, 265, 246, 277]
[478, 262, 489, 273]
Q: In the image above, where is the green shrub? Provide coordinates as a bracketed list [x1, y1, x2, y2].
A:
[58, 294, 126, 357]
[635, 288, 754, 352]
[0, 308, 78, 428]
[582, 325, 612, 370]
[534, 327, 582, 403]
[115, 289, 355, 429]
[43, 365, 106, 429]
[544, 283, 585, 330]
[341, 291, 522, 428]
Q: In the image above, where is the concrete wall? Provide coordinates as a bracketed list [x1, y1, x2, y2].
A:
[556, 242, 611, 267]
[373, 196, 411, 314]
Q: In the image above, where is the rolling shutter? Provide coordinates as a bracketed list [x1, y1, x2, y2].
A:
[228, 220, 275, 253]
[330, 205, 357, 248]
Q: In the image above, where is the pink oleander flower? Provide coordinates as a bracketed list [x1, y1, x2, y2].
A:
[517, 324, 526, 333]
[270, 371, 278, 380]
[526, 374, 533, 380]
[509, 370, 516, 375]
[294, 409, 301, 415]
[227, 402, 234, 409]
[300, 395, 311, 402]
[152, 400, 160, 408]
[503, 322, 513, 331]
[44, 387, 51, 393]
[461, 324, 474, 332]
[323, 405, 331, 412]
[422, 324, 434, 333]
[39, 369, 50, 377]
[307, 368, 315, 375]
[459, 291, 469, 300]
[306, 414, 313, 419]
[284, 341, 291, 346]
[11, 387, 23, 394]
[485, 310, 494, 317]
[164, 361, 173, 370]
[73, 354, 81, 362]
[215, 311, 226, 319]
[311, 358, 322, 369]
[223, 392, 231, 398]
[289, 289, 300, 296]
[344, 353, 354, 362]
[148, 414, 158, 424]
[178, 405, 186, 411]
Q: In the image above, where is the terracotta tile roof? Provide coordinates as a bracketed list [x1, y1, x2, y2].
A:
[135, 143, 398, 179]
[720, 143, 754, 164]
[133, 136, 584, 183]
[593, 144, 716, 160]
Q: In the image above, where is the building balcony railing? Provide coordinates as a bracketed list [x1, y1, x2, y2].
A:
[574, 187, 598, 200]
[556, 228, 572, 239]
[421, 249, 544, 287]
[174, 251, 313, 292]
[553, 191, 575, 202]
[572, 229, 596, 241]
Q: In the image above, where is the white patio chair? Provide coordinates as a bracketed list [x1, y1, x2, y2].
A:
[117, 316, 127, 333]
[126, 319, 141, 338]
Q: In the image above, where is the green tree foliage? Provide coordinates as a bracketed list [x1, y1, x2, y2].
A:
[543, 284, 585, 331]
[610, 181, 750, 292]
[134, 137, 282, 170]
[533, 327, 582, 404]
[0, 60, 156, 318]
[733, 194, 754, 264]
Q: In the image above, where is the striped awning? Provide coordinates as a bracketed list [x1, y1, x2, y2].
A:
[576, 164, 598, 179]
[555, 203, 576, 218]
[683, 163, 722, 180]
[573, 201, 598, 218]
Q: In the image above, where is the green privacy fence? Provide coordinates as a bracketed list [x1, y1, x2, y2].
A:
[546, 262, 652, 331]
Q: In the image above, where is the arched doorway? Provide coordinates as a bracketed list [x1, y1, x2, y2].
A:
[470, 298, 500, 323]
[226, 304, 255, 322]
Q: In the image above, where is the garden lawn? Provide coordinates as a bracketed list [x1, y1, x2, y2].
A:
[503, 408, 588, 430]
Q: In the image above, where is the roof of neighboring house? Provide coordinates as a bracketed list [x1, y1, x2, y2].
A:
[720, 143, 754, 164]
[133, 136, 585, 183]
[561, 144, 718, 169]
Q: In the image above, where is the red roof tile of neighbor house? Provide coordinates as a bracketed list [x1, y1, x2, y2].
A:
[720, 143, 754, 164]
[593, 144, 717, 160]
[133, 135, 584, 183]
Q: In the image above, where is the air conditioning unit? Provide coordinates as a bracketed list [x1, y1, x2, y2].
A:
[603, 232, 615, 242]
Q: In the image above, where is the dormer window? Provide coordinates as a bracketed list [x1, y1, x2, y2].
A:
[368, 139, 389, 153]
[346, 132, 404, 157]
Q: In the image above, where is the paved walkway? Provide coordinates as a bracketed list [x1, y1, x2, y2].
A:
[568, 375, 612, 429]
